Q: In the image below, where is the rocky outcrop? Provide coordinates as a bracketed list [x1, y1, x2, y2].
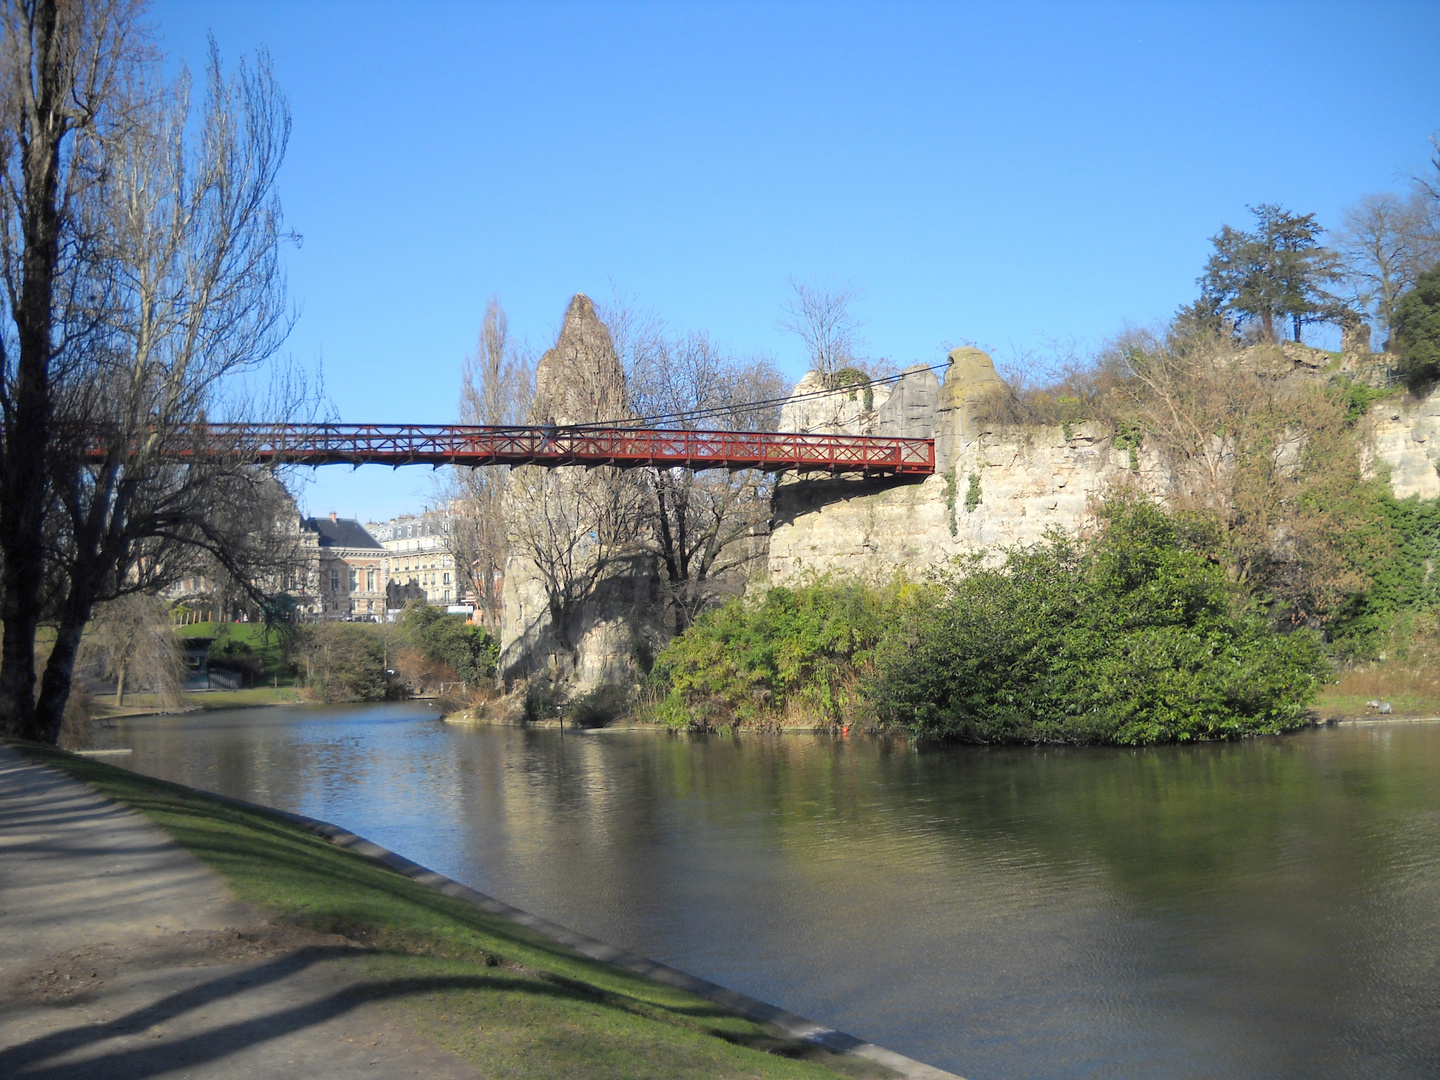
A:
[769, 346, 1440, 583]
[498, 295, 655, 693]
[1367, 389, 1440, 500]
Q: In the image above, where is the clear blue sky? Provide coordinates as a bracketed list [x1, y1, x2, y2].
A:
[151, 0, 1440, 521]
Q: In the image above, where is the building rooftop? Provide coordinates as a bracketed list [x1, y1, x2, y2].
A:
[303, 514, 382, 550]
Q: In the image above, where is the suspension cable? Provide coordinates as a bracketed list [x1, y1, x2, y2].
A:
[564, 361, 951, 432]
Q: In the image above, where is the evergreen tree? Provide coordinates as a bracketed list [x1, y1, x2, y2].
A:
[1199, 204, 1342, 342]
[1392, 266, 1440, 389]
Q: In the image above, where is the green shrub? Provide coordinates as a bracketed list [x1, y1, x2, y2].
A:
[964, 472, 982, 512]
[647, 577, 915, 729]
[524, 678, 560, 722]
[874, 495, 1328, 743]
[208, 636, 263, 684]
[1326, 486, 1440, 655]
[398, 602, 498, 684]
[294, 623, 391, 701]
[1393, 266, 1440, 391]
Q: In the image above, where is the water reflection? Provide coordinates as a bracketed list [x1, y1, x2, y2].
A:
[98, 708, 1440, 1079]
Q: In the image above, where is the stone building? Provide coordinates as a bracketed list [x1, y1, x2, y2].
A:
[302, 513, 387, 619]
[368, 510, 467, 612]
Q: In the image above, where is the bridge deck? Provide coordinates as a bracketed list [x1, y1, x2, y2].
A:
[124, 424, 936, 476]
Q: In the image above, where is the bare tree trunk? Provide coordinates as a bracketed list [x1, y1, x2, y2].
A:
[36, 601, 88, 744]
[115, 667, 125, 708]
[0, 0, 66, 740]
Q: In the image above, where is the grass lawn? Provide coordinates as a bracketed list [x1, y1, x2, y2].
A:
[1315, 659, 1440, 720]
[11, 743, 894, 1080]
[87, 685, 306, 718]
[177, 621, 294, 684]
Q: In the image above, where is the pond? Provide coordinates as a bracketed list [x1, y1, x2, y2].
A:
[94, 705, 1440, 1079]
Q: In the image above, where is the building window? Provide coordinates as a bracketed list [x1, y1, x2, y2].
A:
[443, 572, 450, 585]
[330, 569, 339, 593]
[349, 569, 358, 591]
[366, 569, 376, 592]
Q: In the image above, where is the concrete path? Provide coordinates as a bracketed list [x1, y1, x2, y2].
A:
[0, 744, 480, 1079]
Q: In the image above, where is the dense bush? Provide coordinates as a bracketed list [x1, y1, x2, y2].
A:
[293, 623, 391, 701]
[208, 636, 264, 684]
[397, 603, 498, 685]
[647, 577, 914, 728]
[649, 496, 1329, 743]
[875, 497, 1328, 743]
[1327, 487, 1440, 656]
[288, 605, 498, 701]
[1393, 266, 1440, 391]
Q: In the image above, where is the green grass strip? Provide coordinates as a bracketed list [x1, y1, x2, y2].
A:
[12, 742, 893, 1080]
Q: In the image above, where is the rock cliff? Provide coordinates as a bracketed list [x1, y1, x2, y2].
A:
[498, 295, 655, 692]
[769, 347, 1440, 583]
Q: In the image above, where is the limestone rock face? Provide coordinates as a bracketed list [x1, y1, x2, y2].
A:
[768, 346, 1440, 584]
[499, 294, 654, 693]
[1367, 389, 1440, 500]
[779, 369, 890, 435]
[936, 346, 1007, 465]
[876, 364, 940, 440]
[530, 294, 629, 427]
[770, 418, 1165, 582]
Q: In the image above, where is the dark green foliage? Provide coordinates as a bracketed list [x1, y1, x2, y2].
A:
[943, 467, 958, 536]
[208, 635, 263, 683]
[874, 496, 1328, 744]
[1327, 488, 1440, 648]
[524, 678, 560, 722]
[827, 366, 868, 396]
[565, 683, 631, 728]
[647, 578, 913, 728]
[398, 602, 498, 684]
[1199, 204, 1342, 342]
[291, 606, 496, 702]
[1393, 266, 1440, 390]
[964, 473, 982, 512]
[1329, 376, 1392, 426]
[296, 623, 391, 701]
[649, 499, 1336, 743]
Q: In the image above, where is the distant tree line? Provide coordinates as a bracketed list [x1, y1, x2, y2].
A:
[1180, 147, 1440, 388]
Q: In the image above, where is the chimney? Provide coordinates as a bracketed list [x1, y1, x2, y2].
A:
[329, 511, 338, 522]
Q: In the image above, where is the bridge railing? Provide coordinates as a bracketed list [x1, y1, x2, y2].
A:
[96, 423, 935, 476]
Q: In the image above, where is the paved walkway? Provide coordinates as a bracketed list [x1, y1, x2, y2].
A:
[0, 744, 480, 1079]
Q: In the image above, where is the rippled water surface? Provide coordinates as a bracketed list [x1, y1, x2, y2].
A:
[97, 706, 1440, 1079]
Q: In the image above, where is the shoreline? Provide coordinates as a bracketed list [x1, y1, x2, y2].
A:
[9, 739, 958, 1080]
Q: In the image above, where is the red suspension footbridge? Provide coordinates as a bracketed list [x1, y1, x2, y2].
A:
[90, 423, 936, 477]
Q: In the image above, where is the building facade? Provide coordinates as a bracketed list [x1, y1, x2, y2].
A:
[368, 510, 467, 612]
[302, 513, 388, 619]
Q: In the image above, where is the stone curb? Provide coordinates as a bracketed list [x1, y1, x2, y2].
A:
[20, 743, 963, 1080]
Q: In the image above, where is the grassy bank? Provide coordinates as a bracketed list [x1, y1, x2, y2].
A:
[11, 743, 891, 1080]
[1315, 659, 1440, 719]
[87, 685, 306, 719]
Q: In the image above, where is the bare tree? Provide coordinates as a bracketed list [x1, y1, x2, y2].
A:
[779, 278, 865, 380]
[1, 31, 305, 743]
[500, 293, 647, 684]
[505, 460, 647, 668]
[1337, 191, 1440, 348]
[0, 0, 146, 740]
[82, 593, 182, 707]
[628, 329, 785, 629]
[1107, 328, 1376, 623]
[447, 296, 533, 628]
